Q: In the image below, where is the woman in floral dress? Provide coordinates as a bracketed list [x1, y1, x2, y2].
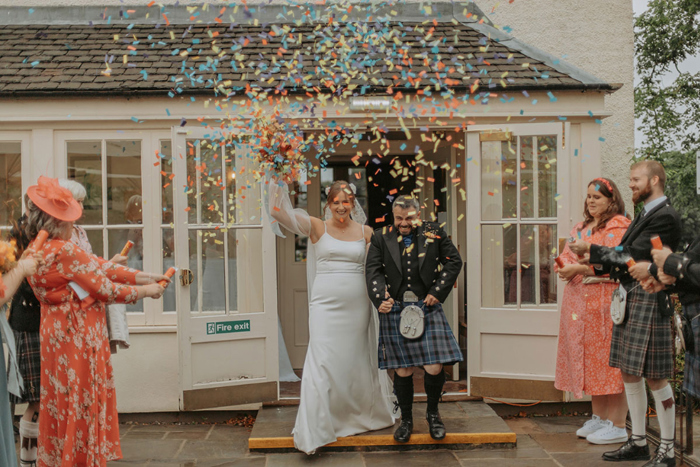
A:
[555, 177, 631, 445]
[24, 176, 168, 466]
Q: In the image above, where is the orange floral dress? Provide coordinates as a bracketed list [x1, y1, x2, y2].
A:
[554, 215, 631, 399]
[28, 239, 139, 467]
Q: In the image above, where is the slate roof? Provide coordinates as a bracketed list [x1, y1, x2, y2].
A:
[0, 22, 617, 97]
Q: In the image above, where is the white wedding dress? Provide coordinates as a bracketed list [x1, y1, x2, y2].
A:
[267, 182, 397, 454]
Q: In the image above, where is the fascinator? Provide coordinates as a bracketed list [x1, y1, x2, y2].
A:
[27, 176, 82, 222]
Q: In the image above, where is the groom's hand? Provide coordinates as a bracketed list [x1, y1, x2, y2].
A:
[424, 294, 439, 306]
[378, 291, 394, 314]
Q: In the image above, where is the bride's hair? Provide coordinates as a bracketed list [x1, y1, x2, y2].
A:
[324, 180, 356, 213]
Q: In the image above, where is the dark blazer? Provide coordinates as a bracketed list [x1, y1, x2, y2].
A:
[663, 236, 700, 305]
[589, 199, 682, 284]
[365, 222, 462, 309]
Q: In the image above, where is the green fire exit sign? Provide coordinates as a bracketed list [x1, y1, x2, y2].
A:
[206, 320, 251, 335]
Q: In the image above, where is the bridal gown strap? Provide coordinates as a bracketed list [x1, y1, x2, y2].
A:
[293, 223, 396, 454]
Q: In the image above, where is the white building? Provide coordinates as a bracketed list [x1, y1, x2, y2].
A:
[0, 1, 634, 412]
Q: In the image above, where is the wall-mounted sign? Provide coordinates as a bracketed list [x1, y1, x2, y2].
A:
[206, 320, 251, 335]
[349, 96, 392, 112]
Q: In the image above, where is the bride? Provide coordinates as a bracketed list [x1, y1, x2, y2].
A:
[268, 178, 397, 454]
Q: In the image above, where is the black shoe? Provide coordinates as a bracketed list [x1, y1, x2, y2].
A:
[426, 410, 446, 440]
[642, 441, 676, 467]
[394, 418, 413, 443]
[602, 436, 650, 462]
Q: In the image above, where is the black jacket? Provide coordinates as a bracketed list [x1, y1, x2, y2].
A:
[589, 199, 682, 283]
[365, 222, 462, 309]
[663, 236, 700, 306]
[7, 214, 41, 332]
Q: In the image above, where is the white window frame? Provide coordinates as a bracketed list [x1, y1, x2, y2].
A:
[0, 132, 31, 231]
[56, 130, 172, 327]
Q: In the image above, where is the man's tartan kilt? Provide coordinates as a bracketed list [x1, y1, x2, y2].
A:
[609, 284, 673, 379]
[683, 302, 700, 398]
[378, 302, 463, 370]
[9, 329, 41, 404]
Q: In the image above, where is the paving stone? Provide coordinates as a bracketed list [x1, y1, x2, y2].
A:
[531, 416, 589, 434]
[504, 418, 546, 434]
[267, 451, 365, 466]
[196, 458, 267, 467]
[121, 431, 168, 440]
[551, 452, 649, 466]
[117, 438, 185, 463]
[529, 433, 613, 454]
[457, 459, 558, 466]
[165, 431, 210, 440]
[363, 450, 461, 466]
[208, 425, 253, 441]
[454, 435, 548, 460]
[175, 440, 249, 460]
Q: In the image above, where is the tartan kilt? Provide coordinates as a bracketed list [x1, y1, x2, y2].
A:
[378, 302, 463, 369]
[9, 329, 41, 404]
[683, 302, 700, 398]
[609, 285, 673, 379]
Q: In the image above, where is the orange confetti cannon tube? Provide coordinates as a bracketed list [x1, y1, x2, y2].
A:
[32, 230, 49, 250]
[120, 240, 135, 256]
[651, 235, 663, 250]
[158, 267, 176, 288]
[626, 258, 637, 268]
[554, 256, 565, 268]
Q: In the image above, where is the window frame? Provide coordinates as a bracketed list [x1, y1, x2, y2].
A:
[57, 130, 170, 327]
[0, 132, 31, 231]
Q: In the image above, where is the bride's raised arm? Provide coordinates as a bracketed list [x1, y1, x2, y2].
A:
[266, 180, 319, 239]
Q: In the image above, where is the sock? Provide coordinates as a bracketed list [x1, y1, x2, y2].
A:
[19, 418, 39, 463]
[652, 385, 675, 458]
[624, 380, 647, 446]
[423, 368, 445, 414]
[393, 373, 414, 421]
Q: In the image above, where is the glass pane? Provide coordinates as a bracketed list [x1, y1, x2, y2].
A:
[189, 229, 226, 314]
[537, 135, 558, 218]
[0, 142, 22, 227]
[107, 140, 142, 225]
[108, 228, 144, 313]
[67, 141, 102, 225]
[162, 227, 176, 313]
[160, 140, 174, 225]
[348, 167, 368, 215]
[187, 139, 224, 225]
[83, 228, 103, 257]
[229, 140, 262, 225]
[481, 140, 517, 221]
[481, 224, 517, 308]
[227, 228, 264, 313]
[520, 137, 534, 219]
[520, 224, 557, 305]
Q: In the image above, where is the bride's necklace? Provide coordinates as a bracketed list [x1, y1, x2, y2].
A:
[330, 220, 349, 233]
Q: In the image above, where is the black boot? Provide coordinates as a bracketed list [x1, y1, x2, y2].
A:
[642, 439, 676, 466]
[393, 373, 414, 443]
[424, 368, 446, 440]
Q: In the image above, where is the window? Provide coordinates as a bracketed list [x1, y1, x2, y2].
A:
[67, 139, 144, 313]
[480, 134, 558, 308]
[0, 141, 22, 229]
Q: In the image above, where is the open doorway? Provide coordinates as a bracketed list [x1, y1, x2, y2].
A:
[276, 130, 468, 399]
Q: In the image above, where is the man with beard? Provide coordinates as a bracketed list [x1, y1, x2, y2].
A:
[570, 160, 682, 466]
[365, 195, 463, 443]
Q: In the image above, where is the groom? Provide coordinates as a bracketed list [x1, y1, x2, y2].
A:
[365, 195, 463, 443]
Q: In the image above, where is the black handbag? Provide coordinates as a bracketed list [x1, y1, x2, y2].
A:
[657, 292, 674, 318]
[675, 310, 695, 354]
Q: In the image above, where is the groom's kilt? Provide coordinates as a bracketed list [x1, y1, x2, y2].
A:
[609, 285, 673, 379]
[378, 302, 463, 369]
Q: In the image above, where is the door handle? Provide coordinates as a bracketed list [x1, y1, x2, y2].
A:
[180, 268, 194, 286]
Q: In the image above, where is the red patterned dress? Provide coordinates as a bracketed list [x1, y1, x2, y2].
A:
[555, 215, 631, 399]
[28, 239, 139, 466]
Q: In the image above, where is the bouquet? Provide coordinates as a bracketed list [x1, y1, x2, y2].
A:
[0, 239, 17, 275]
[254, 120, 306, 183]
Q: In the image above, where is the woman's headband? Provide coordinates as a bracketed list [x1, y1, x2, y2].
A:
[593, 178, 613, 193]
[325, 183, 357, 196]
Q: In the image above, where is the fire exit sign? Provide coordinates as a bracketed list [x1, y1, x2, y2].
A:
[206, 320, 251, 335]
